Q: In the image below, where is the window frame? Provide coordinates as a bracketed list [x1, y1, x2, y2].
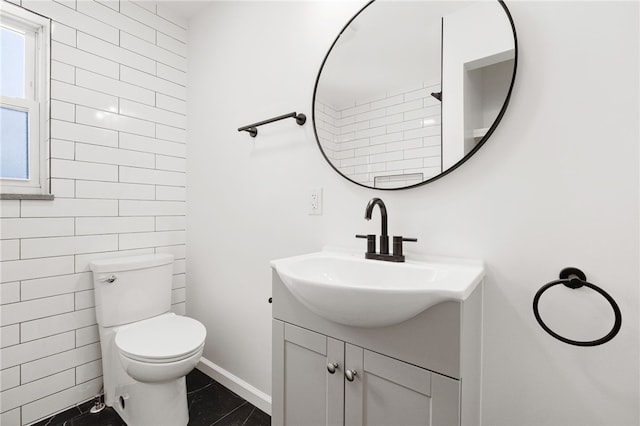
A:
[0, 3, 51, 197]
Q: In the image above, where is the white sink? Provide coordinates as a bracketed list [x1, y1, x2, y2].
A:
[271, 250, 484, 328]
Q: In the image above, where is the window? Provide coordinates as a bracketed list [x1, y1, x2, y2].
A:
[0, 3, 50, 196]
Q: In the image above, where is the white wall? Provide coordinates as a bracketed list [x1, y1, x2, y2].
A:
[0, 1, 187, 424]
[187, 1, 638, 425]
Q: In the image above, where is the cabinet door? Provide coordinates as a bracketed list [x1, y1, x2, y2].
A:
[273, 320, 344, 426]
[344, 345, 460, 426]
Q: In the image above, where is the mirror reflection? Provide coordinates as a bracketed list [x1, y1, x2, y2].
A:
[313, 0, 516, 189]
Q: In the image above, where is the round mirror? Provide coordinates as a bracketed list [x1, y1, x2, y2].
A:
[313, 0, 517, 190]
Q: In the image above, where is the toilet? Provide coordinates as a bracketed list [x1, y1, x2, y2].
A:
[90, 253, 206, 426]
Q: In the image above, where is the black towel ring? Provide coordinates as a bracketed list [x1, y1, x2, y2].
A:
[533, 267, 622, 346]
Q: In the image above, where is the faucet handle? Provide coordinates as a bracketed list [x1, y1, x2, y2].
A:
[356, 234, 376, 254]
[392, 236, 417, 257]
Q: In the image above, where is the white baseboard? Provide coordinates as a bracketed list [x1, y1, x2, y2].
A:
[196, 357, 272, 415]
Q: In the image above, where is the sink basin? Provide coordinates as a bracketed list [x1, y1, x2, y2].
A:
[271, 250, 484, 328]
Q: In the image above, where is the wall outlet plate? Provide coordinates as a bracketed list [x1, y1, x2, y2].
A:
[309, 187, 322, 215]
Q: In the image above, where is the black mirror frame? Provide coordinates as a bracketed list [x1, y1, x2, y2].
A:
[312, 0, 518, 190]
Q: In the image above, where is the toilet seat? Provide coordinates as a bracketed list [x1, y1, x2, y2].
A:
[115, 313, 206, 364]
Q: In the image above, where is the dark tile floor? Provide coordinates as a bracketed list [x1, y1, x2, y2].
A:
[33, 369, 270, 426]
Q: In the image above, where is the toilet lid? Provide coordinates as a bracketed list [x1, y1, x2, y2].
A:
[115, 314, 206, 363]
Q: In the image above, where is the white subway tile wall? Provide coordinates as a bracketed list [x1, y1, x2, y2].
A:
[315, 82, 442, 187]
[0, 1, 187, 424]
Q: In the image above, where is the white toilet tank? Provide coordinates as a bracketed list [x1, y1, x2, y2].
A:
[90, 254, 174, 327]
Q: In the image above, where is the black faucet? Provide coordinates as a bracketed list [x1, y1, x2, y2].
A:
[364, 197, 389, 254]
[356, 198, 417, 262]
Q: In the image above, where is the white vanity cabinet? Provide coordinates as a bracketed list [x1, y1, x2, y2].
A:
[273, 320, 460, 426]
[271, 270, 483, 426]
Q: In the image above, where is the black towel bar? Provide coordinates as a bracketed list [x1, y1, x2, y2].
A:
[533, 267, 622, 347]
[238, 112, 306, 137]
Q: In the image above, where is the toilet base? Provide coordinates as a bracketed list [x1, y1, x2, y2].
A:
[111, 376, 188, 426]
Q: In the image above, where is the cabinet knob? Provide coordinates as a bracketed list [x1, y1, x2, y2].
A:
[326, 362, 339, 374]
[345, 369, 357, 382]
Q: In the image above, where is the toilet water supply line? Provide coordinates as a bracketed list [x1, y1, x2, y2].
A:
[89, 387, 106, 414]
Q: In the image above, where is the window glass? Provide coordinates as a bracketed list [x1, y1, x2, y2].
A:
[0, 26, 26, 99]
[0, 106, 29, 179]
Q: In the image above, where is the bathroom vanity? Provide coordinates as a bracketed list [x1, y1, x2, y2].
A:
[271, 252, 484, 426]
